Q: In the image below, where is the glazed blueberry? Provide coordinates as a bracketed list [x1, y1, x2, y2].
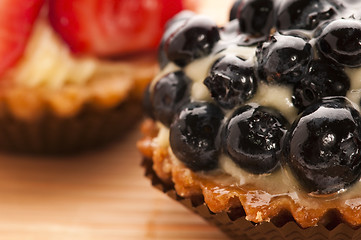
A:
[217, 20, 266, 49]
[237, 0, 275, 36]
[316, 19, 361, 67]
[165, 15, 220, 67]
[230, 0, 243, 21]
[256, 33, 312, 84]
[152, 71, 190, 126]
[285, 97, 361, 195]
[170, 102, 224, 171]
[203, 55, 257, 109]
[224, 104, 288, 174]
[143, 84, 154, 119]
[158, 11, 196, 69]
[164, 10, 196, 30]
[277, 0, 341, 30]
[292, 60, 350, 110]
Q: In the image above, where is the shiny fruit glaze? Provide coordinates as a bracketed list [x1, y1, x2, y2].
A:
[146, 0, 361, 199]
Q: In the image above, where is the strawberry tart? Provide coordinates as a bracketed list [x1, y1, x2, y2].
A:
[0, 0, 184, 154]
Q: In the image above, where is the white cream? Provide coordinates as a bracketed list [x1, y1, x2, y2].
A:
[346, 67, 361, 105]
[155, 122, 170, 149]
[191, 81, 212, 101]
[6, 18, 144, 90]
[250, 82, 298, 122]
[8, 19, 96, 89]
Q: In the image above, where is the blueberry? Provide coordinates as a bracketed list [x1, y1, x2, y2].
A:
[203, 55, 257, 109]
[164, 10, 196, 30]
[152, 71, 191, 126]
[143, 84, 154, 119]
[164, 15, 220, 67]
[256, 33, 312, 84]
[216, 20, 265, 49]
[237, 0, 276, 36]
[224, 104, 288, 174]
[230, 0, 243, 21]
[316, 18, 361, 67]
[276, 0, 341, 30]
[292, 60, 350, 110]
[158, 11, 196, 68]
[170, 102, 224, 171]
[284, 97, 361, 195]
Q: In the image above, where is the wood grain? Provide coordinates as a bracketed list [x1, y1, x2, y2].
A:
[0, 2, 235, 239]
[0, 128, 228, 240]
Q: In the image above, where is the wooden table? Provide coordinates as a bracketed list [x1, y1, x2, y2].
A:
[0, 128, 228, 240]
[0, 2, 235, 238]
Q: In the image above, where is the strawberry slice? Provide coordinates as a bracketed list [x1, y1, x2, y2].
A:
[160, 0, 184, 27]
[0, 0, 44, 77]
[49, 0, 183, 57]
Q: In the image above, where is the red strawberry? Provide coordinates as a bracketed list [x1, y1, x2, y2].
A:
[49, 0, 183, 57]
[0, 0, 44, 77]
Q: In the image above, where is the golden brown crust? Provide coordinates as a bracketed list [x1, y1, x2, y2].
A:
[138, 119, 361, 229]
[143, 157, 361, 240]
[0, 96, 142, 154]
[0, 56, 157, 121]
[0, 53, 157, 153]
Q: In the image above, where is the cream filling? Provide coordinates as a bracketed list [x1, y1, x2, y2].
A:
[152, 40, 361, 205]
[6, 18, 142, 89]
[346, 67, 361, 106]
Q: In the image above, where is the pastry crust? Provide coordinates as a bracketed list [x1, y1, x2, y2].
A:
[138, 119, 361, 228]
[0, 52, 157, 121]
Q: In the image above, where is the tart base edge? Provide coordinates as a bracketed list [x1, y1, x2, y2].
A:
[138, 119, 361, 232]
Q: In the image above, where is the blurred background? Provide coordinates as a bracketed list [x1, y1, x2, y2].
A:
[0, 0, 234, 239]
[0, 130, 228, 240]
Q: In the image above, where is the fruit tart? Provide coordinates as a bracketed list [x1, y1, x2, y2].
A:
[138, 0, 361, 239]
[0, 0, 185, 154]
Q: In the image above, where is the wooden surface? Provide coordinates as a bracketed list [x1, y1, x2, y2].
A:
[0, 2, 236, 239]
[0, 2, 238, 239]
[0, 127, 228, 240]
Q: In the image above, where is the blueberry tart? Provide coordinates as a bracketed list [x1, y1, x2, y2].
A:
[138, 0, 361, 239]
